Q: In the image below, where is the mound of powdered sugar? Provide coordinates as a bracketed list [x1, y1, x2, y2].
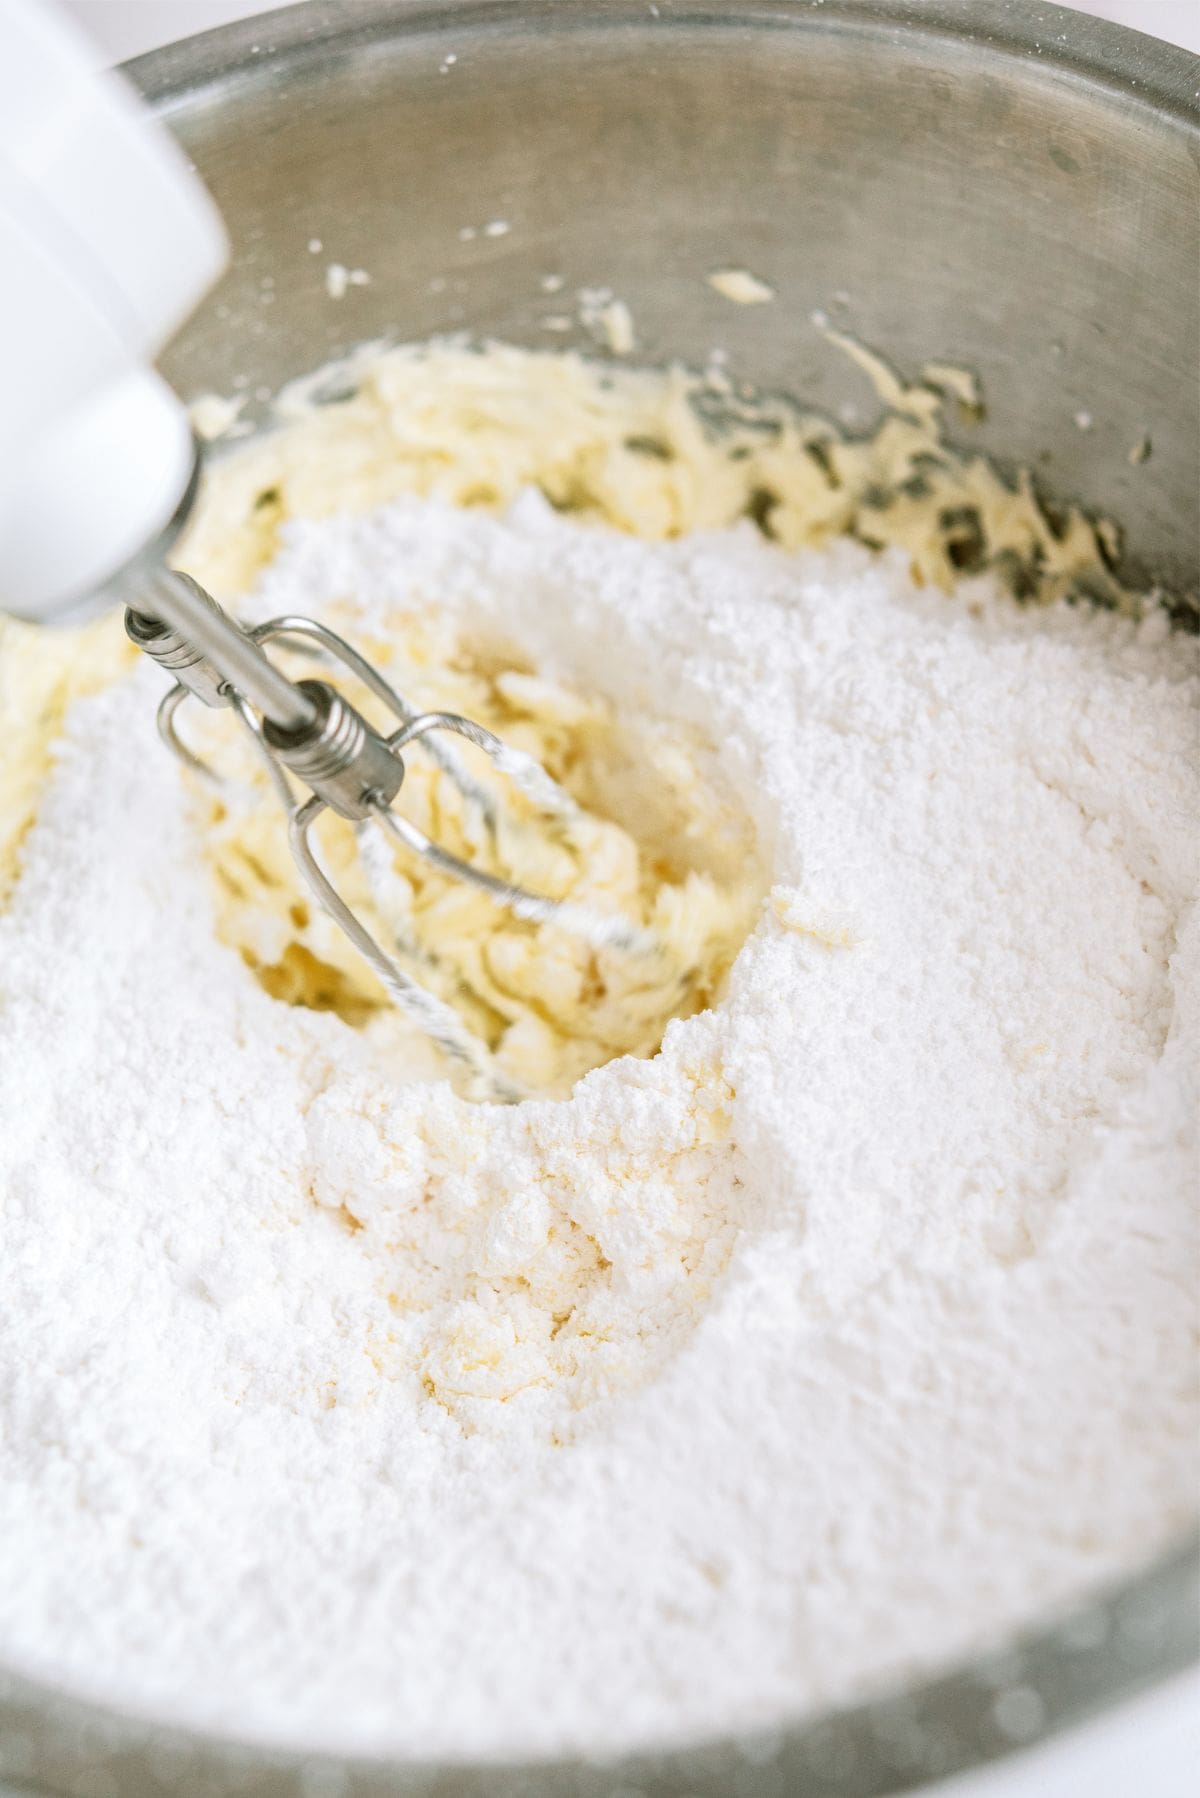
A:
[0, 492, 1196, 1757]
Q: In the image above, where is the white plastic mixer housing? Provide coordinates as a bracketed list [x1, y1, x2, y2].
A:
[0, 0, 226, 623]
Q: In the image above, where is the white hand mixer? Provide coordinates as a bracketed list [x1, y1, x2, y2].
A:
[0, 0, 654, 1099]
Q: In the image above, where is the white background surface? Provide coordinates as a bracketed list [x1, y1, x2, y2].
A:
[13, 2, 1200, 1794]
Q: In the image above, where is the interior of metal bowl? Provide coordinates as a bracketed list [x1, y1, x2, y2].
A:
[1, 3, 1196, 1794]
[145, 0, 1200, 600]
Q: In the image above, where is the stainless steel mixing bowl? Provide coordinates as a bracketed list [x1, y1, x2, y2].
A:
[1, 2, 1196, 1793]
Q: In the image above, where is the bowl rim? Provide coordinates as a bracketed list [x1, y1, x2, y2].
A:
[126, 0, 1200, 128]
[1, 3, 1196, 1793]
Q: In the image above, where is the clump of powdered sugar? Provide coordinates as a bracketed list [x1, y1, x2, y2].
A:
[0, 493, 1196, 1758]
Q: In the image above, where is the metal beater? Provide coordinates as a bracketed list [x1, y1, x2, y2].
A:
[126, 569, 655, 1101]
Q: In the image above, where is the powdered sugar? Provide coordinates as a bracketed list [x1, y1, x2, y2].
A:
[0, 493, 1196, 1758]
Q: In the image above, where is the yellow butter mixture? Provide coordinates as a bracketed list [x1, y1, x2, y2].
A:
[0, 338, 1128, 1100]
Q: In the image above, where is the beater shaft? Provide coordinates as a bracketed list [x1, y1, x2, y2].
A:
[262, 678, 405, 820]
[130, 567, 315, 731]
